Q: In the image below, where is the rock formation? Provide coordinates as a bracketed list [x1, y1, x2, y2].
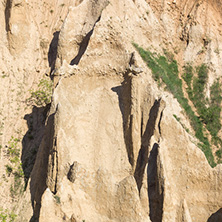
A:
[1, 0, 222, 221]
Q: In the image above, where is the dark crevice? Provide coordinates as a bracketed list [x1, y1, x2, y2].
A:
[67, 163, 75, 183]
[134, 99, 161, 192]
[129, 114, 134, 165]
[111, 72, 134, 166]
[52, 152, 58, 195]
[48, 31, 60, 77]
[5, 0, 12, 32]
[141, 111, 144, 137]
[22, 104, 50, 189]
[50, 137, 58, 194]
[70, 15, 101, 65]
[207, 208, 222, 222]
[186, 38, 189, 47]
[29, 106, 57, 222]
[46, 117, 59, 194]
[148, 143, 164, 222]
[158, 110, 163, 136]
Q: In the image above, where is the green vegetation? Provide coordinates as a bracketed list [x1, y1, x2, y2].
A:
[5, 136, 25, 197]
[183, 64, 222, 163]
[53, 195, 61, 204]
[216, 149, 222, 159]
[183, 65, 222, 138]
[134, 43, 222, 167]
[0, 208, 16, 222]
[27, 78, 53, 107]
[7, 137, 20, 164]
[207, 80, 222, 137]
[5, 165, 13, 176]
[10, 163, 24, 197]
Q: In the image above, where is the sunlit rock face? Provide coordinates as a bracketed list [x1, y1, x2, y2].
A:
[1, 0, 222, 221]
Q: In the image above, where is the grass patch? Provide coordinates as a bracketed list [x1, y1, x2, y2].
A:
[183, 64, 222, 152]
[216, 149, 222, 159]
[134, 43, 217, 167]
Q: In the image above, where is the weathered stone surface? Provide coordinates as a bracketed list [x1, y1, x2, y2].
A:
[27, 0, 222, 221]
[1, 0, 222, 221]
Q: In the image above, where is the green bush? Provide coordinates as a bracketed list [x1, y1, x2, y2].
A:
[27, 78, 53, 107]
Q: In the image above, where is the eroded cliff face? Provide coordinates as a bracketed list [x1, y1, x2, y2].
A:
[0, 0, 75, 219]
[1, 0, 222, 221]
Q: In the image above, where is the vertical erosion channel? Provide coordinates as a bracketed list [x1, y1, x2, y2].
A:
[148, 143, 164, 222]
[5, 0, 12, 33]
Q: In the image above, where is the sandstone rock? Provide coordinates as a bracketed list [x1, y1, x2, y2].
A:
[29, 0, 222, 221]
[1, 0, 222, 222]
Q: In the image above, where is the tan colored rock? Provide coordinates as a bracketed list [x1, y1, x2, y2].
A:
[0, 0, 76, 219]
[1, 0, 222, 221]
[29, 0, 222, 221]
[56, 0, 110, 68]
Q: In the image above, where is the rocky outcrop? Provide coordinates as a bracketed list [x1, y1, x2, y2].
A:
[0, 0, 75, 218]
[56, 0, 109, 67]
[28, 0, 222, 221]
[1, 0, 222, 221]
